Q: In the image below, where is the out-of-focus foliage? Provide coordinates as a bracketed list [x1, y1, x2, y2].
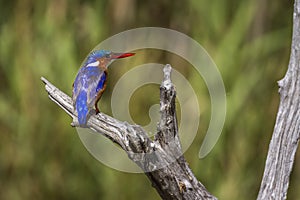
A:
[0, 0, 298, 199]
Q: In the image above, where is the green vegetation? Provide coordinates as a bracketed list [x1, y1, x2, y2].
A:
[0, 0, 297, 199]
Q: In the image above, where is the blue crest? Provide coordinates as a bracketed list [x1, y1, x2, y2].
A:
[85, 50, 112, 64]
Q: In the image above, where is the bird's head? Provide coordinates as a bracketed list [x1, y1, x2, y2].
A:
[85, 50, 135, 69]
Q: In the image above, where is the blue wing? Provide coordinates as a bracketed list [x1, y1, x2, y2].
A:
[72, 65, 106, 126]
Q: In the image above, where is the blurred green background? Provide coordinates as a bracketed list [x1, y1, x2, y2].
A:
[0, 0, 298, 199]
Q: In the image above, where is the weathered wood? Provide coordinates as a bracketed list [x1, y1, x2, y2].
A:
[41, 64, 217, 200]
[257, 0, 300, 199]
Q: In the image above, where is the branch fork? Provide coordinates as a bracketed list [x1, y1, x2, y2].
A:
[42, 64, 216, 200]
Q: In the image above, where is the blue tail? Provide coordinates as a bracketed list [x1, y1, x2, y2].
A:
[76, 91, 89, 126]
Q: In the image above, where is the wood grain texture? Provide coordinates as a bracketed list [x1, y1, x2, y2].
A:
[257, 1, 300, 199]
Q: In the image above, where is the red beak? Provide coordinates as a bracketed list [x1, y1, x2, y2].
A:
[111, 52, 135, 59]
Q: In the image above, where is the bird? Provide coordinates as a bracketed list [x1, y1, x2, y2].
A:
[72, 50, 135, 127]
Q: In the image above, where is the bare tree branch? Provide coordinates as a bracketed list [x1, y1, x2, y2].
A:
[257, 1, 300, 199]
[41, 64, 217, 200]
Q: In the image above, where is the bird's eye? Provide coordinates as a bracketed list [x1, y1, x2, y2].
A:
[106, 54, 111, 59]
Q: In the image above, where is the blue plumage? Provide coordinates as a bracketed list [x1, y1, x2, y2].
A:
[96, 72, 106, 93]
[76, 90, 88, 125]
[72, 50, 135, 127]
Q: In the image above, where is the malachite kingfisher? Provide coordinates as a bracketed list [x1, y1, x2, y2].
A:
[72, 50, 135, 127]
